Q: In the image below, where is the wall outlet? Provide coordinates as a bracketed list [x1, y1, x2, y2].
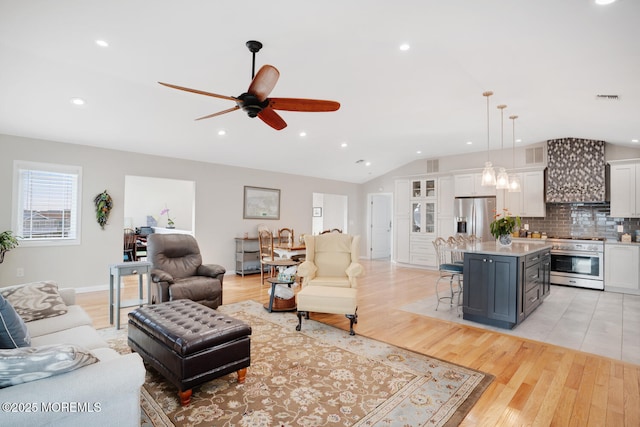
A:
[617, 225, 624, 232]
[524, 224, 530, 231]
[16, 267, 24, 277]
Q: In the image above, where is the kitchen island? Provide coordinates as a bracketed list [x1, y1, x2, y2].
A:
[462, 240, 552, 329]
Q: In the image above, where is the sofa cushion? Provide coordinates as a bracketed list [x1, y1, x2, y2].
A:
[0, 295, 31, 349]
[30, 325, 109, 351]
[1, 281, 68, 322]
[0, 343, 98, 388]
[26, 305, 93, 338]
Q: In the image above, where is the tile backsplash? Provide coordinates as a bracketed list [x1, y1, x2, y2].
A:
[521, 203, 640, 241]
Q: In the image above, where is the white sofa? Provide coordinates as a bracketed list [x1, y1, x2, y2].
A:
[0, 286, 146, 427]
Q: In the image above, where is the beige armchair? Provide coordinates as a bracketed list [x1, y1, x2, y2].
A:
[147, 234, 225, 309]
[296, 233, 363, 335]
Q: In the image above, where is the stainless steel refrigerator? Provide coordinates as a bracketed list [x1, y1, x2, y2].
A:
[453, 196, 496, 242]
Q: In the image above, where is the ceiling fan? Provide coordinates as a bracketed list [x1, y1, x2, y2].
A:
[159, 40, 340, 131]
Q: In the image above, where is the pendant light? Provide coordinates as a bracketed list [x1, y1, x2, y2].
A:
[481, 91, 496, 186]
[508, 115, 521, 192]
[495, 104, 510, 189]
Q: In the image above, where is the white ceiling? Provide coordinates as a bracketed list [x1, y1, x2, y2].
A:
[1, 0, 638, 183]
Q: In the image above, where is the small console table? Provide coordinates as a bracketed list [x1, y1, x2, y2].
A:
[109, 261, 152, 329]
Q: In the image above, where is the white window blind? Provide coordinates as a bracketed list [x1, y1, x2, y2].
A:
[13, 161, 82, 245]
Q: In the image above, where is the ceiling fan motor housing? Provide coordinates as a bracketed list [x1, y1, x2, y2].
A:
[237, 93, 269, 118]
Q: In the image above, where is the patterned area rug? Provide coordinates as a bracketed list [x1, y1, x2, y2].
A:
[103, 300, 493, 426]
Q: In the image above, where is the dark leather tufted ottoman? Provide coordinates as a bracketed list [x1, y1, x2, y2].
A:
[127, 299, 251, 406]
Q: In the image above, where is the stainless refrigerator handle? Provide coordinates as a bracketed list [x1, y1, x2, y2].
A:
[471, 203, 475, 236]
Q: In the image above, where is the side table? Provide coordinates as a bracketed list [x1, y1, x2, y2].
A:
[109, 261, 152, 329]
[265, 277, 296, 313]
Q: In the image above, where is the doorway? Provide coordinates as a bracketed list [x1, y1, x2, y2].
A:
[311, 193, 348, 235]
[368, 193, 392, 259]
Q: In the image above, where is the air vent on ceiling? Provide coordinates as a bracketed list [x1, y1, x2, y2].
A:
[525, 147, 544, 165]
[426, 159, 439, 173]
[596, 94, 619, 100]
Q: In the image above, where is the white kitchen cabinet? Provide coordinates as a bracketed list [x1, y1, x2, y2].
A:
[394, 176, 442, 267]
[409, 234, 436, 267]
[505, 169, 546, 217]
[454, 173, 496, 197]
[609, 160, 640, 218]
[438, 175, 454, 217]
[605, 243, 640, 295]
[437, 175, 455, 238]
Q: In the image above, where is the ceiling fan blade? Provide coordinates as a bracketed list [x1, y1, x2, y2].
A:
[269, 98, 340, 112]
[247, 65, 280, 102]
[258, 107, 287, 130]
[158, 82, 237, 101]
[195, 105, 240, 121]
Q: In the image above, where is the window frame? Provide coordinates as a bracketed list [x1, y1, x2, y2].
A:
[12, 160, 83, 247]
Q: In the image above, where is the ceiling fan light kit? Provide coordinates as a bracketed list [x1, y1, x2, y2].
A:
[158, 40, 340, 131]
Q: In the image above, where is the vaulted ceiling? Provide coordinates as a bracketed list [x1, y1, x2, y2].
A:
[1, 0, 638, 183]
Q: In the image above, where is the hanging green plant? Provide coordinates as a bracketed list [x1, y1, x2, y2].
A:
[94, 190, 113, 229]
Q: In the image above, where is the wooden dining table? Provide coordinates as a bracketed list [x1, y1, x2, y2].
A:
[273, 243, 306, 259]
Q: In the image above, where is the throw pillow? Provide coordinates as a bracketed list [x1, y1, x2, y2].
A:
[0, 343, 98, 388]
[0, 295, 31, 349]
[1, 281, 68, 322]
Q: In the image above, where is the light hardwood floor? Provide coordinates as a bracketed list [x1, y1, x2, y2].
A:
[78, 260, 640, 427]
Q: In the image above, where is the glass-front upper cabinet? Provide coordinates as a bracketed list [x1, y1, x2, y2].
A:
[412, 201, 435, 233]
[411, 179, 436, 198]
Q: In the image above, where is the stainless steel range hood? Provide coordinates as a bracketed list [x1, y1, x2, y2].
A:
[546, 138, 607, 203]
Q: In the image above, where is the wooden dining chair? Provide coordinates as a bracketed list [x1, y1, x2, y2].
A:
[320, 228, 342, 234]
[278, 228, 294, 247]
[258, 230, 297, 285]
[123, 228, 137, 261]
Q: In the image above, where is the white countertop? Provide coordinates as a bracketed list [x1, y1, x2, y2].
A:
[462, 240, 552, 257]
[605, 240, 640, 246]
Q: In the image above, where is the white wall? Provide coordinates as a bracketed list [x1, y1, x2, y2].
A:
[124, 175, 195, 231]
[0, 134, 361, 289]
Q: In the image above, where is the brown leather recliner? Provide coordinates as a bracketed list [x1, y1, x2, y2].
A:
[147, 234, 225, 309]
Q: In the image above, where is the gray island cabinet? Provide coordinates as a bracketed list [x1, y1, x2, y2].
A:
[462, 241, 552, 329]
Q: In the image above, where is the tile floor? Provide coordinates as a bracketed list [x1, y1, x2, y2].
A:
[400, 285, 640, 365]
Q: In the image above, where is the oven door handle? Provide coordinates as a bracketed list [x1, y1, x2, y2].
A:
[551, 249, 602, 257]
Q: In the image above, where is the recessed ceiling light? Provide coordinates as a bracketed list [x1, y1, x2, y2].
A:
[595, 0, 616, 5]
[218, 130, 226, 136]
[416, 150, 422, 154]
[632, 139, 639, 143]
[95, 40, 109, 47]
[466, 141, 473, 145]
[516, 138, 522, 143]
[399, 43, 410, 51]
[341, 142, 348, 148]
[299, 131, 307, 137]
[365, 161, 371, 166]
[70, 98, 85, 106]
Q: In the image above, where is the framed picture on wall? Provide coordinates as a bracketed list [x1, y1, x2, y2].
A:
[243, 186, 281, 219]
[313, 207, 322, 217]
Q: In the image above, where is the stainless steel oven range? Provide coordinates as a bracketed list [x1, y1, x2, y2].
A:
[548, 237, 604, 290]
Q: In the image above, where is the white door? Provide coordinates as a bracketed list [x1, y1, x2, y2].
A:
[370, 194, 392, 259]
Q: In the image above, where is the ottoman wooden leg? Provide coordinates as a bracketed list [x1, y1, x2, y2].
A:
[178, 389, 192, 407]
[237, 367, 248, 384]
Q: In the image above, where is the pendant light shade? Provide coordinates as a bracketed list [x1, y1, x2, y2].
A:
[495, 104, 509, 189]
[481, 91, 496, 186]
[496, 167, 510, 189]
[481, 162, 497, 186]
[508, 114, 521, 192]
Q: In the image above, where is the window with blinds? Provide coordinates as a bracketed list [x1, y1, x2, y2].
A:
[13, 161, 82, 245]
